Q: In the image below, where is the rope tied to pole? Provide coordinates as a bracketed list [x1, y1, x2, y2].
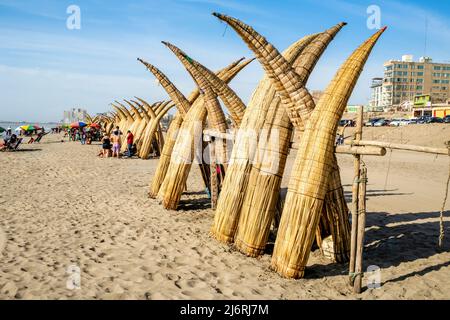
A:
[349, 271, 364, 282]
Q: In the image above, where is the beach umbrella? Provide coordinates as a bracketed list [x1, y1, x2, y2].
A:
[0, 127, 5, 133]
[21, 125, 36, 131]
[70, 121, 87, 128]
[14, 126, 22, 132]
[89, 123, 100, 129]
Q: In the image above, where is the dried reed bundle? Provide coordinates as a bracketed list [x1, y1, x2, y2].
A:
[182, 56, 250, 126]
[158, 96, 207, 208]
[149, 58, 252, 198]
[211, 35, 317, 243]
[271, 28, 386, 278]
[232, 23, 346, 257]
[139, 101, 173, 159]
[128, 100, 150, 150]
[159, 42, 229, 209]
[315, 155, 351, 263]
[137, 58, 190, 117]
[213, 13, 323, 129]
[134, 98, 161, 151]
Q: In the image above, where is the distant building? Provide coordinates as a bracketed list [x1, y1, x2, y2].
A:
[411, 94, 450, 118]
[381, 55, 450, 109]
[345, 105, 374, 113]
[63, 108, 87, 123]
[369, 78, 385, 111]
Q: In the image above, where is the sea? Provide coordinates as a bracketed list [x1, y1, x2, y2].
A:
[0, 122, 60, 133]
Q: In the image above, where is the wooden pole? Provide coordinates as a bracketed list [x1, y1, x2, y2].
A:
[354, 165, 368, 293]
[336, 145, 386, 156]
[209, 138, 219, 209]
[344, 140, 450, 156]
[349, 106, 363, 285]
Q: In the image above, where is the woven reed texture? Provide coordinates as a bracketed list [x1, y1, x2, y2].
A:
[188, 57, 250, 126]
[135, 99, 161, 151]
[211, 36, 314, 243]
[138, 58, 190, 117]
[271, 28, 385, 279]
[213, 13, 344, 131]
[162, 42, 228, 135]
[233, 25, 348, 257]
[149, 58, 250, 198]
[158, 43, 229, 209]
[159, 98, 207, 209]
[149, 113, 183, 198]
[139, 101, 173, 159]
[130, 100, 152, 151]
[136, 101, 161, 156]
[316, 156, 351, 263]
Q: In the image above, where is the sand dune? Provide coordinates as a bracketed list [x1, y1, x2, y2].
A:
[0, 131, 449, 299]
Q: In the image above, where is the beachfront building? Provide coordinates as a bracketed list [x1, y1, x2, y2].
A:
[411, 94, 450, 118]
[369, 77, 386, 111]
[381, 55, 450, 109]
[63, 108, 87, 123]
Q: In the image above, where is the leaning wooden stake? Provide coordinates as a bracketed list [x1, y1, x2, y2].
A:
[349, 105, 363, 284]
[354, 164, 368, 293]
[209, 137, 219, 209]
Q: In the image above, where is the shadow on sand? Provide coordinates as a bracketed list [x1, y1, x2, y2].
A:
[263, 209, 449, 284]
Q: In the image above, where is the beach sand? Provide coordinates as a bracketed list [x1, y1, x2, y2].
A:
[0, 126, 449, 300]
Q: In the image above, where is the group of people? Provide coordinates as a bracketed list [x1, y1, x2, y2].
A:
[0, 128, 20, 150]
[99, 126, 136, 158]
[65, 127, 101, 145]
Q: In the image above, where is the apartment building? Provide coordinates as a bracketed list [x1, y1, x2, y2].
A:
[63, 108, 87, 123]
[382, 55, 450, 108]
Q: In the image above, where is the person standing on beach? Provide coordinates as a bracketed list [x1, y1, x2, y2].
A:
[126, 130, 134, 157]
[80, 128, 86, 145]
[111, 130, 121, 158]
[101, 133, 112, 158]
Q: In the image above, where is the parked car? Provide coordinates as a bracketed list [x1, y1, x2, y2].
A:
[365, 118, 383, 126]
[426, 117, 444, 123]
[417, 116, 431, 124]
[374, 119, 389, 127]
[389, 119, 402, 126]
[409, 118, 418, 124]
[338, 119, 355, 127]
[443, 115, 450, 123]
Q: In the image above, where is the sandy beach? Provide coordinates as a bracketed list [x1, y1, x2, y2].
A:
[0, 125, 449, 300]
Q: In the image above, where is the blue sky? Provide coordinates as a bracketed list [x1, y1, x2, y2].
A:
[0, 0, 449, 122]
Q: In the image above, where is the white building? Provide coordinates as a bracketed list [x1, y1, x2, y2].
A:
[369, 78, 384, 111]
[63, 108, 87, 123]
